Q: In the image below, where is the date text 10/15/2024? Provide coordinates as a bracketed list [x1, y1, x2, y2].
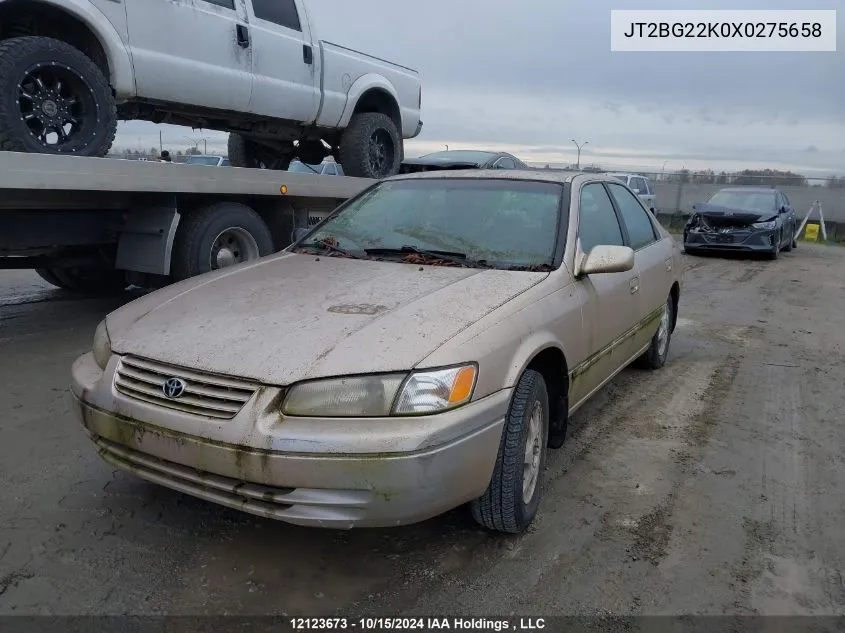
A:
[290, 617, 547, 631]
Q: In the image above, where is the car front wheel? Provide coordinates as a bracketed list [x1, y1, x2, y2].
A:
[635, 296, 674, 370]
[471, 369, 549, 534]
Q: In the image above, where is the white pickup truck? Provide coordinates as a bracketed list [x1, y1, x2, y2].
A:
[0, 0, 423, 178]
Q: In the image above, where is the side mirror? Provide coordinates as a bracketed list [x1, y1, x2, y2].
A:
[577, 245, 635, 276]
[291, 227, 310, 243]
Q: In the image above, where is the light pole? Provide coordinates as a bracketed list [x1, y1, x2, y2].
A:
[661, 161, 668, 179]
[571, 139, 588, 169]
[444, 144, 449, 151]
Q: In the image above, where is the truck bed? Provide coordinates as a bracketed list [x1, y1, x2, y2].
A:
[0, 152, 375, 205]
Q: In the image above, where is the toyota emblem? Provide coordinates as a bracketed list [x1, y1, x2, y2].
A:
[162, 377, 186, 399]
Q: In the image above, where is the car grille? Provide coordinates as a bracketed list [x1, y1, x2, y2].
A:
[114, 355, 258, 419]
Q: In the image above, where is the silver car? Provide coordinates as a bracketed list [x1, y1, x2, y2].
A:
[71, 170, 684, 534]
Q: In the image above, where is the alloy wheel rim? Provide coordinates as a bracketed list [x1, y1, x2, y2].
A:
[657, 300, 671, 357]
[522, 401, 543, 503]
[17, 62, 98, 152]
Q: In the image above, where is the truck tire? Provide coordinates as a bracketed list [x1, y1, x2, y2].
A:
[338, 112, 402, 179]
[0, 36, 116, 156]
[228, 133, 293, 170]
[470, 369, 549, 534]
[171, 202, 274, 280]
[35, 266, 127, 294]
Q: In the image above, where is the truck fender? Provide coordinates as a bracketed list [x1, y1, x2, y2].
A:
[337, 74, 401, 130]
[21, 0, 136, 97]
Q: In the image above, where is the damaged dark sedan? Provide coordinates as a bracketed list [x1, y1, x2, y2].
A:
[683, 187, 798, 259]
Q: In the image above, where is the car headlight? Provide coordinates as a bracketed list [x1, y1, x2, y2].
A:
[752, 220, 777, 230]
[92, 319, 112, 370]
[281, 364, 477, 417]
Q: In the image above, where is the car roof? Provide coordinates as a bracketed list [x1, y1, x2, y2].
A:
[385, 168, 594, 185]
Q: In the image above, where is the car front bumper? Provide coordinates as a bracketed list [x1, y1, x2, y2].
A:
[71, 352, 508, 528]
[683, 227, 778, 253]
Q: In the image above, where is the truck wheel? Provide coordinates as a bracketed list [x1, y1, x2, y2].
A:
[227, 133, 293, 170]
[35, 266, 127, 294]
[171, 202, 274, 280]
[0, 36, 116, 156]
[470, 369, 549, 534]
[338, 112, 402, 179]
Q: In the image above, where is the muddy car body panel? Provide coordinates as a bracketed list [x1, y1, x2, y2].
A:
[71, 170, 684, 530]
[684, 188, 798, 257]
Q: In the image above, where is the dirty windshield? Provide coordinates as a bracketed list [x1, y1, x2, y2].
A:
[300, 178, 563, 269]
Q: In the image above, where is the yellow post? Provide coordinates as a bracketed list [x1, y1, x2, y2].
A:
[804, 222, 820, 241]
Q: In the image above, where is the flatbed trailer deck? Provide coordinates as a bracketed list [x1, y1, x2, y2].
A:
[0, 152, 376, 293]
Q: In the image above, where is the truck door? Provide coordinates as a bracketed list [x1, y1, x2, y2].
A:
[245, 0, 320, 122]
[124, 0, 252, 112]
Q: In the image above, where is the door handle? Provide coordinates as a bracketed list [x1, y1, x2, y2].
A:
[629, 277, 640, 294]
[303, 44, 313, 64]
[236, 24, 250, 48]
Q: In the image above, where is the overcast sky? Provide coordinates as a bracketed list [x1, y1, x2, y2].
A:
[115, 0, 844, 176]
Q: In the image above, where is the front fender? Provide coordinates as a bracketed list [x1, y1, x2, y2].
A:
[338, 74, 402, 129]
[27, 0, 135, 97]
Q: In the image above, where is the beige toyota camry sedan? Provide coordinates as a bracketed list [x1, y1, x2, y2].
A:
[71, 170, 684, 534]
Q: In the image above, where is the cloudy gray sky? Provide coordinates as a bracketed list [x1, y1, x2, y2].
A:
[116, 0, 844, 176]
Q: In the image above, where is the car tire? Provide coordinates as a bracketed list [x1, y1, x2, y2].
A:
[635, 295, 674, 370]
[227, 133, 293, 170]
[171, 202, 275, 280]
[338, 112, 402, 179]
[783, 232, 793, 252]
[0, 36, 116, 156]
[36, 266, 126, 294]
[768, 234, 780, 260]
[471, 369, 549, 534]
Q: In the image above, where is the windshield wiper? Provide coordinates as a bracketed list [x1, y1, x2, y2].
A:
[364, 245, 489, 268]
[297, 238, 361, 259]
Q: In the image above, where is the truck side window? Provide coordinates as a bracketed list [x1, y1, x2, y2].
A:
[203, 0, 235, 8]
[252, 0, 302, 31]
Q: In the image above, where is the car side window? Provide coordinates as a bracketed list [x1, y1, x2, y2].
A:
[781, 192, 791, 207]
[252, 0, 302, 31]
[579, 183, 625, 253]
[203, 0, 235, 8]
[494, 157, 517, 169]
[324, 164, 337, 176]
[221, 159, 230, 166]
[606, 183, 658, 250]
[630, 177, 646, 193]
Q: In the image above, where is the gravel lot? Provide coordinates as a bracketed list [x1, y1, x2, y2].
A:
[2, 243, 844, 617]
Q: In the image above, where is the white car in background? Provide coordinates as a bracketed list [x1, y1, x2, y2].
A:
[183, 155, 230, 167]
[608, 173, 656, 213]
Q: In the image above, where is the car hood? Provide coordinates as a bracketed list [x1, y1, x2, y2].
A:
[694, 202, 775, 226]
[106, 253, 548, 385]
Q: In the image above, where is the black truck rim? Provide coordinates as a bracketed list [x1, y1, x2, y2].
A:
[17, 61, 99, 152]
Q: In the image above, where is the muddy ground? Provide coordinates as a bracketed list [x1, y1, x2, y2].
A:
[1, 244, 844, 617]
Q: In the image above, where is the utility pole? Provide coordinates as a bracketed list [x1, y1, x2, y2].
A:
[159, 130, 163, 154]
[571, 139, 588, 170]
